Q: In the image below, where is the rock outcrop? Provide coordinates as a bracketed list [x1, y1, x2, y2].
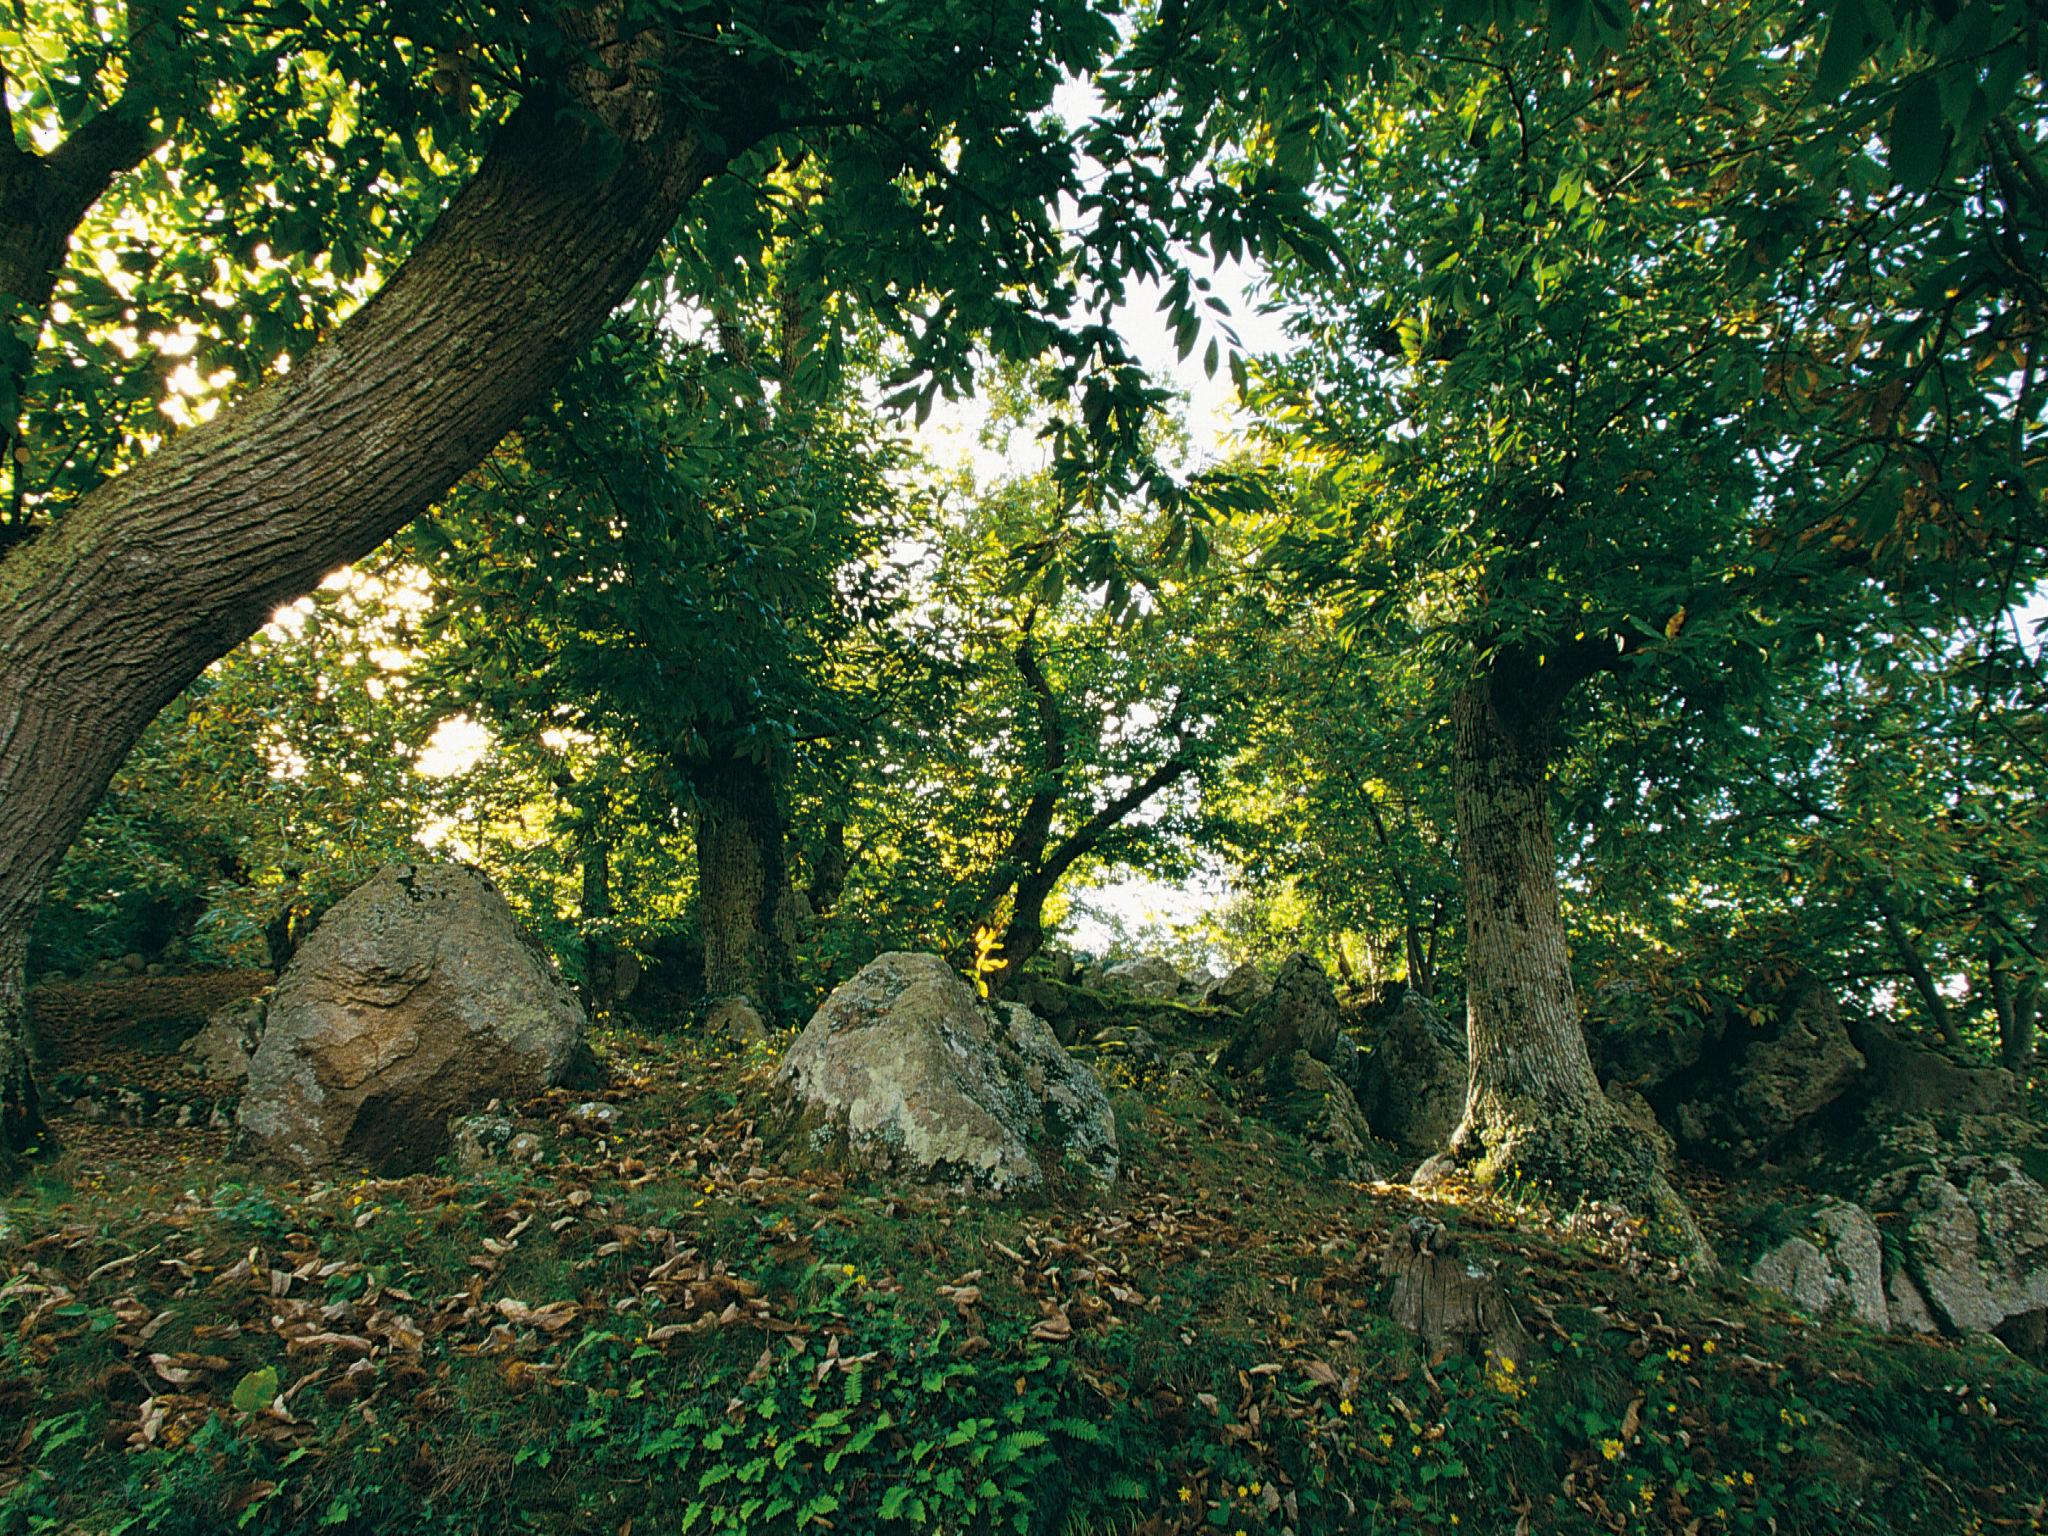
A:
[775, 952, 1118, 1195]
[1665, 976, 1865, 1168]
[238, 863, 591, 1176]
[1217, 953, 1346, 1080]
[1217, 953, 1382, 1180]
[1747, 1201, 1889, 1329]
[1098, 955, 1186, 1000]
[1202, 960, 1273, 1013]
[1355, 994, 1466, 1150]
[182, 994, 268, 1085]
[1866, 1157, 2048, 1351]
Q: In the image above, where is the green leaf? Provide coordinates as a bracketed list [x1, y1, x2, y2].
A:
[231, 1366, 280, 1415]
[1886, 74, 1947, 189]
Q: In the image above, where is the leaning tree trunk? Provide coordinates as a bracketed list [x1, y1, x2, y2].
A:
[1428, 674, 1679, 1228]
[694, 753, 796, 1013]
[0, 20, 773, 1169]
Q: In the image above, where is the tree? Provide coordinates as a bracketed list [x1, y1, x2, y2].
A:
[895, 458, 1253, 990]
[417, 303, 903, 1014]
[1252, 0, 2046, 1217]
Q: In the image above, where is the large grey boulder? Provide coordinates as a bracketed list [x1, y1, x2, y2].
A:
[1202, 961, 1273, 1013]
[239, 863, 590, 1176]
[775, 952, 1117, 1195]
[1866, 1157, 2048, 1347]
[1267, 1051, 1384, 1183]
[1099, 955, 1185, 1000]
[1668, 977, 1864, 1168]
[182, 994, 268, 1085]
[1217, 953, 1346, 1080]
[1747, 1202, 1889, 1330]
[1355, 994, 1467, 1150]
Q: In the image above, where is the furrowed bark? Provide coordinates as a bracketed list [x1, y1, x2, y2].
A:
[0, 18, 773, 1167]
[1426, 665, 1699, 1254]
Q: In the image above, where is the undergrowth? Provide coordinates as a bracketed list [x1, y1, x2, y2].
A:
[2, 1025, 2044, 1535]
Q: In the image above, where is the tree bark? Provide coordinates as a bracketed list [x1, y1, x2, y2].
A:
[1427, 669, 1681, 1232]
[805, 818, 852, 916]
[571, 787, 615, 1015]
[0, 924, 42, 1162]
[0, 17, 774, 1166]
[694, 751, 795, 1012]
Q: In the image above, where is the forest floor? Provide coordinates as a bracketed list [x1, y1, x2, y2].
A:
[3, 977, 2045, 1536]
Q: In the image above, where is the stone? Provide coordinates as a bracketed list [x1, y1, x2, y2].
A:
[1099, 955, 1185, 999]
[451, 1114, 514, 1170]
[706, 995, 770, 1043]
[1012, 974, 1070, 1020]
[506, 1132, 544, 1164]
[1268, 1050, 1383, 1183]
[1887, 1268, 1939, 1335]
[182, 995, 268, 1085]
[1096, 1026, 1162, 1067]
[1603, 1081, 1677, 1172]
[1747, 1201, 1888, 1329]
[1665, 976, 1865, 1168]
[1846, 1017, 2017, 1120]
[1202, 960, 1273, 1013]
[1355, 994, 1467, 1150]
[564, 1101, 621, 1137]
[774, 952, 1118, 1194]
[1867, 1157, 2048, 1344]
[238, 862, 591, 1176]
[1217, 953, 1346, 1082]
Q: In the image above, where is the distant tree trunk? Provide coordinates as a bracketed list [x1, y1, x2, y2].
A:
[694, 752, 795, 1011]
[806, 819, 851, 916]
[1988, 927, 2042, 1071]
[575, 794, 614, 1014]
[1430, 670, 1669, 1217]
[0, 22, 773, 1170]
[0, 928, 40, 1160]
[1874, 888, 1960, 1047]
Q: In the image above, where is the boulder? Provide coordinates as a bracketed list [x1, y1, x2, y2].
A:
[1202, 961, 1273, 1013]
[238, 862, 591, 1176]
[450, 1113, 515, 1170]
[1355, 994, 1467, 1150]
[706, 995, 770, 1044]
[775, 952, 1117, 1194]
[182, 994, 268, 1085]
[1267, 1051, 1383, 1183]
[1012, 974, 1071, 1022]
[1217, 953, 1346, 1082]
[1099, 955, 1185, 999]
[1747, 1202, 1889, 1329]
[1845, 1017, 2017, 1120]
[1866, 1157, 2048, 1346]
[1666, 976, 1864, 1168]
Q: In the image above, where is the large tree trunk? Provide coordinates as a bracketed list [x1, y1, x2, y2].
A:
[0, 19, 773, 1168]
[694, 752, 795, 1012]
[1426, 672, 1676, 1225]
